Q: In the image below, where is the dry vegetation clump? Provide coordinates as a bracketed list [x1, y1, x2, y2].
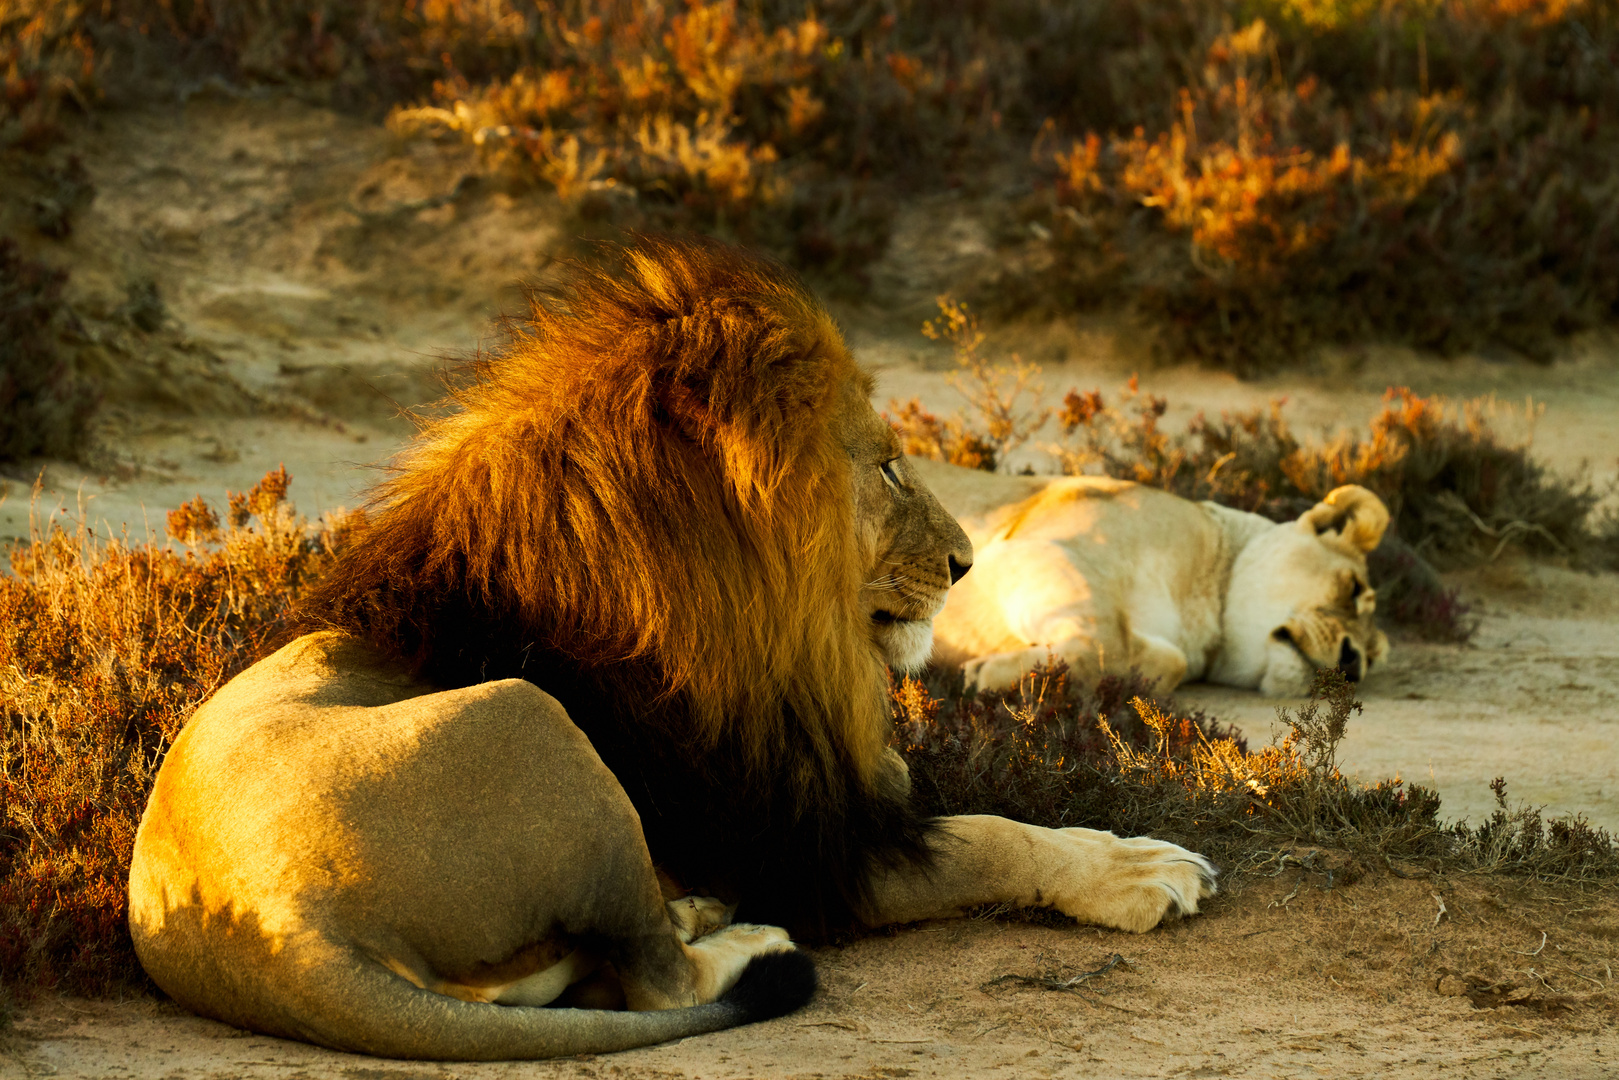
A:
[888, 299, 1047, 472]
[0, 237, 97, 462]
[1054, 382, 1603, 571]
[1, 0, 97, 149]
[894, 663, 1619, 885]
[13, 1, 1618, 361]
[0, 469, 349, 1001]
[386, 1, 1000, 275]
[1021, 2, 1619, 372]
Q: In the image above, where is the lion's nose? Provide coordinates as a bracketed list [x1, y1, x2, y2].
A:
[1337, 639, 1363, 682]
[947, 554, 971, 585]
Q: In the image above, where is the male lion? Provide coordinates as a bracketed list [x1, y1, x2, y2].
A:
[913, 457, 1391, 696]
[129, 238, 1215, 1062]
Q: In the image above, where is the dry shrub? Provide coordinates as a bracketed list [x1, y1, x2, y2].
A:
[1057, 383, 1602, 571]
[886, 299, 1047, 471]
[0, 0, 96, 148]
[16, 0, 1619, 353]
[1025, 2, 1619, 371]
[0, 237, 97, 462]
[0, 469, 349, 998]
[385, 1, 997, 275]
[893, 659, 1244, 833]
[895, 663, 1618, 882]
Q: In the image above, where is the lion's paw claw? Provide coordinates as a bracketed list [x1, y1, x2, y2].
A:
[1052, 828, 1218, 933]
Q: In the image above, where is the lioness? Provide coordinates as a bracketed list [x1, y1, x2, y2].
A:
[130, 238, 1215, 1061]
[914, 457, 1391, 696]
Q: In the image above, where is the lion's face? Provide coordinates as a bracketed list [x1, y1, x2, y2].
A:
[838, 381, 973, 673]
[1218, 487, 1392, 696]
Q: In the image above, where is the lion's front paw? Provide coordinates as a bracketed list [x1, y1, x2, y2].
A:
[1052, 828, 1217, 933]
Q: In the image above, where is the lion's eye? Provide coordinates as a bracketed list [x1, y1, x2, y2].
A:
[1350, 579, 1365, 600]
[879, 459, 902, 488]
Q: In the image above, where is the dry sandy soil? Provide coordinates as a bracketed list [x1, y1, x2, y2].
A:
[3, 95, 1617, 1077]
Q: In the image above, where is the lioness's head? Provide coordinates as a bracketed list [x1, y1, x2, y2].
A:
[837, 378, 973, 673]
[1219, 486, 1392, 696]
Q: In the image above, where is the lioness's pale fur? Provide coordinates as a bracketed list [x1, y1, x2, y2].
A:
[915, 457, 1391, 696]
[130, 239, 1215, 1061]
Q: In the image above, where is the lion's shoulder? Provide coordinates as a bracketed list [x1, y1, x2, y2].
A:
[200, 633, 433, 731]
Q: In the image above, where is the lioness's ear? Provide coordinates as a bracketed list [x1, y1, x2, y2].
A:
[1296, 485, 1390, 553]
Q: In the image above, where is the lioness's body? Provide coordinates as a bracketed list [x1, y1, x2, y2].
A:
[131, 633, 807, 1060]
[132, 239, 1215, 1061]
[914, 458, 1391, 696]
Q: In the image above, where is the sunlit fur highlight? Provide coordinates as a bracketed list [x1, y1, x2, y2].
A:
[298, 236, 895, 797]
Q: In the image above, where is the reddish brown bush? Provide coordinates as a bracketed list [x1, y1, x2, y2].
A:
[15, 2, 1619, 361]
[0, 470, 348, 998]
[1026, 3, 1619, 371]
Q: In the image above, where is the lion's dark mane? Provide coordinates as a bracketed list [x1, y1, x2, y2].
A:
[294, 238, 934, 937]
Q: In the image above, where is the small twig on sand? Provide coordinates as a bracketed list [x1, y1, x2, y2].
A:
[1508, 931, 1548, 956]
[980, 953, 1128, 995]
[1035, 1024, 1083, 1052]
[1431, 891, 1448, 927]
[1269, 878, 1303, 909]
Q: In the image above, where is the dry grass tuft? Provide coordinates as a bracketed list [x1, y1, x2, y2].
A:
[894, 664, 1619, 884]
[887, 299, 1047, 472]
[0, 469, 349, 999]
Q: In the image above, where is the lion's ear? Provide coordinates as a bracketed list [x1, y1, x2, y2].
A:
[1296, 485, 1390, 553]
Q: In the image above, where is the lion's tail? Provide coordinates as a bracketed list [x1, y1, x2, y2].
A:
[282, 950, 817, 1061]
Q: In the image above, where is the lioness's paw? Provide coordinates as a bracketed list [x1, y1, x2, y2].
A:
[667, 894, 734, 943]
[1053, 828, 1217, 934]
[962, 651, 1034, 695]
[686, 923, 798, 1002]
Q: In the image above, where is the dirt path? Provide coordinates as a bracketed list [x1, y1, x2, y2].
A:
[4, 95, 1618, 1077]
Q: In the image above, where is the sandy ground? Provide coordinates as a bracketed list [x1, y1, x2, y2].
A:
[8, 875, 1618, 1079]
[3, 95, 1618, 1077]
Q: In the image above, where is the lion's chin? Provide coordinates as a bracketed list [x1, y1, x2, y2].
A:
[873, 618, 935, 674]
